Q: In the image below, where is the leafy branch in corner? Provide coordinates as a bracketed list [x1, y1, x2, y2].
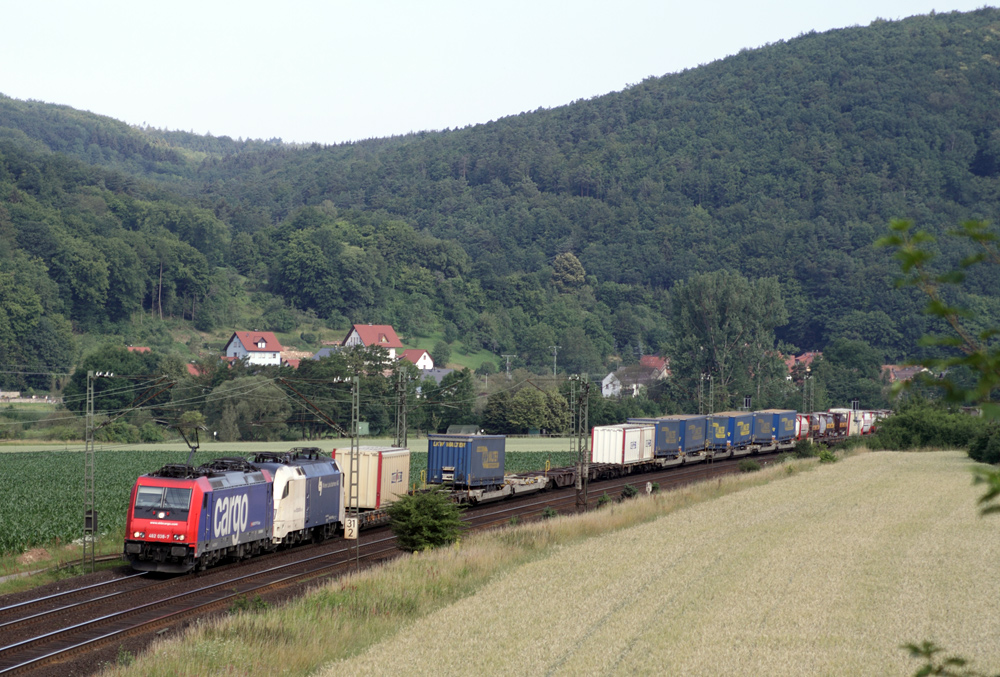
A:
[901, 641, 1000, 677]
[877, 219, 1000, 416]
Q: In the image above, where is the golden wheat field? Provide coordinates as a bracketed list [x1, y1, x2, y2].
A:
[326, 451, 1000, 676]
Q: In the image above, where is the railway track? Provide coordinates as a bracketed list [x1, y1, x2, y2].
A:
[468, 455, 761, 530]
[0, 451, 777, 675]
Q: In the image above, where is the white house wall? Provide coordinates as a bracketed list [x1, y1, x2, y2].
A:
[344, 330, 363, 348]
[226, 337, 281, 366]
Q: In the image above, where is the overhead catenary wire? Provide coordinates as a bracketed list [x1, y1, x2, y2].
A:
[0, 358, 589, 440]
[8, 373, 560, 422]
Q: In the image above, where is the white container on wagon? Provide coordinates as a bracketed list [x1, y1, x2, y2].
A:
[860, 410, 876, 434]
[330, 446, 410, 510]
[591, 424, 655, 465]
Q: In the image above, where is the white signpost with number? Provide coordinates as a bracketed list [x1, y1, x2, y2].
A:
[344, 516, 359, 540]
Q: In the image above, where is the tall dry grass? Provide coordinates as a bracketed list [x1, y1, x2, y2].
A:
[100, 454, 820, 675]
[328, 450, 1000, 676]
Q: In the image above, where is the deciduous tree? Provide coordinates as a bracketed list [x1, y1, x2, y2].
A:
[668, 271, 788, 410]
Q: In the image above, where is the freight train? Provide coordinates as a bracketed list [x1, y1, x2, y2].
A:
[124, 408, 886, 573]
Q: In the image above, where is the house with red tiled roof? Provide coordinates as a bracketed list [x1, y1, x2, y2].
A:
[342, 324, 404, 359]
[126, 346, 151, 353]
[400, 349, 434, 370]
[881, 364, 930, 383]
[638, 355, 670, 378]
[223, 331, 284, 366]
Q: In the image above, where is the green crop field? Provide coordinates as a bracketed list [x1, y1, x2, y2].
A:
[0, 450, 244, 554]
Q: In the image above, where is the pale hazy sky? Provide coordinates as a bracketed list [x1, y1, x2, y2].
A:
[1, 1, 992, 145]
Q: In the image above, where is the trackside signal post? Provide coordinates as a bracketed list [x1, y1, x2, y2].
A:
[394, 371, 408, 448]
[83, 371, 175, 572]
[277, 376, 362, 550]
[570, 374, 590, 510]
[346, 377, 361, 566]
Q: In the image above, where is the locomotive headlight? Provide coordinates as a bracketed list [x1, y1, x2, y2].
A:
[157, 512, 166, 519]
[173, 534, 185, 541]
[133, 531, 145, 538]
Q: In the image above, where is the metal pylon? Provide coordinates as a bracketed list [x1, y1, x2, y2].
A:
[83, 371, 96, 573]
[350, 376, 360, 567]
[575, 375, 590, 511]
[395, 371, 407, 448]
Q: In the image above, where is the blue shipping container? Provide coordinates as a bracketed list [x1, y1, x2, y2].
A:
[651, 415, 707, 455]
[427, 435, 505, 487]
[627, 417, 680, 457]
[751, 409, 797, 443]
[707, 412, 754, 450]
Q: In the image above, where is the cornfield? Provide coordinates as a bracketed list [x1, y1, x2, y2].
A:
[0, 450, 237, 554]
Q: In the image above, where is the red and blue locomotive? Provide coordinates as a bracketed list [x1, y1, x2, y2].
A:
[124, 449, 344, 573]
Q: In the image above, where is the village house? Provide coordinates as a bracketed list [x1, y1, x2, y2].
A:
[638, 355, 670, 378]
[399, 349, 434, 370]
[311, 347, 342, 360]
[342, 324, 404, 359]
[784, 351, 822, 373]
[419, 367, 454, 386]
[602, 361, 667, 398]
[223, 331, 284, 367]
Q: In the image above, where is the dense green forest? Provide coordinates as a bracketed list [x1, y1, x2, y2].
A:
[2, 8, 1000, 427]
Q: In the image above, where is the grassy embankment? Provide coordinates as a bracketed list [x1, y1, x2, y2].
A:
[99, 450, 1000, 676]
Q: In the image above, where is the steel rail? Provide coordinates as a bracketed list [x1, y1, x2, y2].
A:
[0, 572, 146, 615]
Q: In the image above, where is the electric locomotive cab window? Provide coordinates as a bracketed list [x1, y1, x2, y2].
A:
[133, 487, 193, 520]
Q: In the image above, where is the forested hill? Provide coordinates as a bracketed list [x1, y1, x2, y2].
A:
[2, 8, 1000, 395]
[186, 7, 1000, 349]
